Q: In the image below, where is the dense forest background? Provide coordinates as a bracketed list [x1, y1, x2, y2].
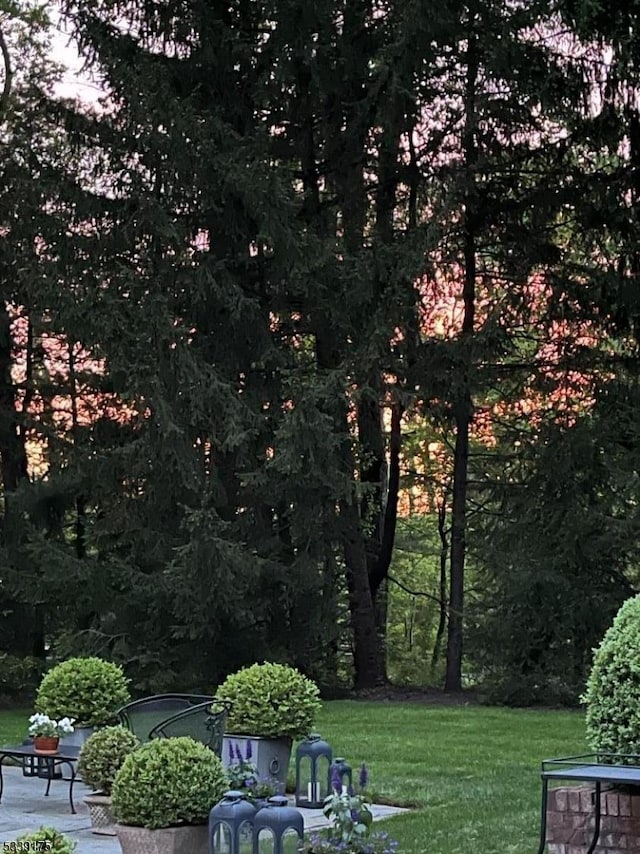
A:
[2, 0, 640, 705]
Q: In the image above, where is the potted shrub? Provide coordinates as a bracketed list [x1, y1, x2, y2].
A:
[111, 735, 227, 854]
[215, 662, 321, 793]
[77, 725, 140, 835]
[35, 656, 130, 744]
[14, 826, 76, 853]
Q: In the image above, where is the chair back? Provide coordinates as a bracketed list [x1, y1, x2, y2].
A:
[148, 700, 230, 757]
[115, 693, 214, 742]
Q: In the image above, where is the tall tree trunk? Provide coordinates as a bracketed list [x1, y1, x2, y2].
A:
[445, 15, 478, 693]
[0, 303, 28, 504]
[431, 494, 448, 675]
[340, 498, 385, 688]
[68, 343, 86, 559]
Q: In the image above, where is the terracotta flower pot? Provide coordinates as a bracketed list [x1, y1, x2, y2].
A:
[34, 735, 60, 754]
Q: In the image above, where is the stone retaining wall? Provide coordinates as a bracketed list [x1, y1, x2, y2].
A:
[546, 785, 640, 853]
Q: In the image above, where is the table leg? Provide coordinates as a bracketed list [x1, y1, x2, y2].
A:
[66, 761, 77, 814]
[536, 777, 549, 854]
[586, 781, 602, 854]
[44, 759, 53, 796]
[0, 754, 5, 802]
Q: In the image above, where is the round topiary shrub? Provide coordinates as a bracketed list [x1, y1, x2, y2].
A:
[215, 662, 321, 739]
[16, 826, 76, 853]
[35, 657, 130, 727]
[111, 736, 227, 829]
[583, 593, 640, 754]
[77, 725, 140, 795]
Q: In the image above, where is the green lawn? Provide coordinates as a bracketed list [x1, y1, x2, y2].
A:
[314, 701, 586, 854]
[1, 702, 586, 854]
[0, 708, 30, 746]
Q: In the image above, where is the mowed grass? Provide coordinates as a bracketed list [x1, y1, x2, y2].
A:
[315, 701, 586, 854]
[0, 708, 30, 746]
[0, 701, 586, 853]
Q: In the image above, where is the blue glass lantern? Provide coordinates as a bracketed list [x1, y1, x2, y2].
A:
[209, 790, 258, 854]
[328, 756, 352, 793]
[253, 795, 304, 854]
[295, 734, 332, 809]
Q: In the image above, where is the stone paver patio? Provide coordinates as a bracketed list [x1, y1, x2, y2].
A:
[0, 766, 408, 853]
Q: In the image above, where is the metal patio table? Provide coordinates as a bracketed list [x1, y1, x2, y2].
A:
[537, 753, 640, 854]
[0, 743, 81, 814]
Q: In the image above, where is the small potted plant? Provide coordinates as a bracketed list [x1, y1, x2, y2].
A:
[111, 736, 227, 854]
[226, 740, 277, 806]
[299, 764, 399, 853]
[14, 827, 76, 853]
[35, 656, 130, 744]
[28, 713, 75, 754]
[216, 662, 321, 794]
[77, 725, 140, 836]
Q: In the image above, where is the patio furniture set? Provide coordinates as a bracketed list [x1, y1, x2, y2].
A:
[0, 693, 227, 814]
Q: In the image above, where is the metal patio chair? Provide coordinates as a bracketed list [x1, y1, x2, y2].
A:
[148, 700, 230, 757]
[114, 693, 215, 742]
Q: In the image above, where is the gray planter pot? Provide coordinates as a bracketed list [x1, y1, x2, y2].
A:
[222, 735, 292, 794]
[62, 726, 96, 748]
[84, 792, 116, 836]
[115, 823, 208, 854]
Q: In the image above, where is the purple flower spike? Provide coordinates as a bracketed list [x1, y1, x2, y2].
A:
[245, 740, 252, 761]
[330, 764, 342, 793]
[227, 741, 235, 764]
[359, 762, 368, 790]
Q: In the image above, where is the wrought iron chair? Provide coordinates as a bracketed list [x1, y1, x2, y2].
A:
[114, 693, 215, 743]
[148, 700, 230, 757]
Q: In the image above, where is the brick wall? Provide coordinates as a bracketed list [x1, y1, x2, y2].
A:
[546, 785, 640, 853]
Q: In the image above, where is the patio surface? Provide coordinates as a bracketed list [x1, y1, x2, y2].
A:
[0, 765, 408, 853]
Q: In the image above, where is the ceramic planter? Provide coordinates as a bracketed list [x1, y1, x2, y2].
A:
[84, 792, 117, 836]
[222, 735, 292, 794]
[115, 823, 208, 854]
[62, 725, 96, 747]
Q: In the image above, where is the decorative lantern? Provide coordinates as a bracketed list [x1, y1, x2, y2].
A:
[253, 795, 304, 854]
[295, 733, 332, 809]
[328, 756, 353, 793]
[209, 790, 258, 854]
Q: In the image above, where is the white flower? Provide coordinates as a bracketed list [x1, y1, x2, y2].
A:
[57, 717, 75, 734]
[28, 712, 76, 737]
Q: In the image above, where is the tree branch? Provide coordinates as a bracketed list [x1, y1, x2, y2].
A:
[0, 22, 12, 114]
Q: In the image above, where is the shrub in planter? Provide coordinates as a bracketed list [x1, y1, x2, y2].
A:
[35, 656, 130, 727]
[111, 736, 227, 829]
[583, 593, 640, 754]
[78, 725, 140, 794]
[15, 826, 76, 853]
[215, 662, 321, 739]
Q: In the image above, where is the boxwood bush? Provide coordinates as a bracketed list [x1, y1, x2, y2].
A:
[583, 593, 640, 754]
[16, 827, 76, 853]
[215, 662, 321, 739]
[77, 725, 140, 795]
[111, 737, 227, 829]
[35, 657, 130, 727]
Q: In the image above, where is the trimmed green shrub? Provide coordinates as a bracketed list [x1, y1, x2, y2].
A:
[583, 593, 640, 753]
[16, 826, 76, 853]
[77, 725, 140, 795]
[111, 736, 227, 829]
[35, 657, 130, 727]
[216, 662, 321, 739]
